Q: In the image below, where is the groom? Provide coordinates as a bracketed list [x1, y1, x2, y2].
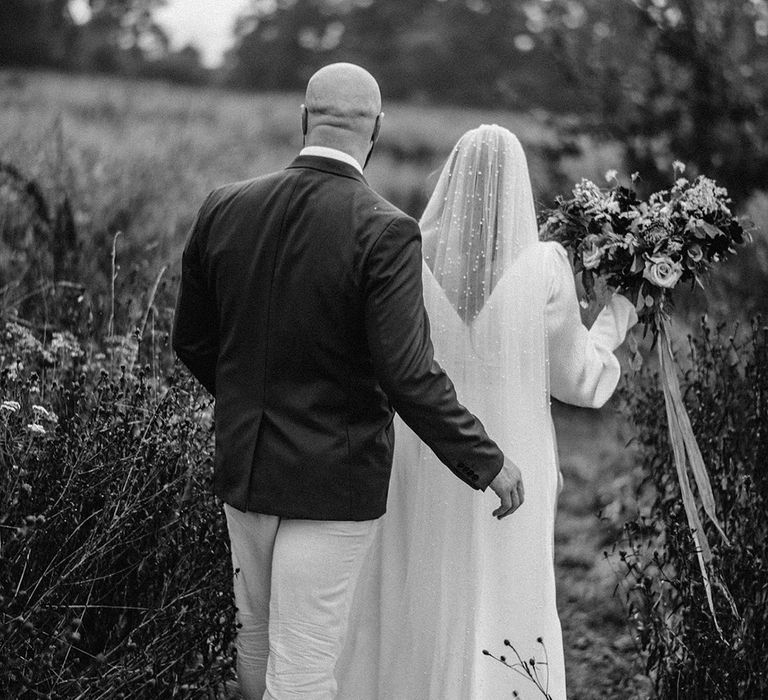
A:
[173, 63, 524, 699]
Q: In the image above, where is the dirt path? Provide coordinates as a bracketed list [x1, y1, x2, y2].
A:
[552, 402, 652, 700]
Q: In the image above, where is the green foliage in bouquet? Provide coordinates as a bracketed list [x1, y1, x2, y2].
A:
[540, 165, 751, 335]
[613, 319, 768, 698]
[0, 323, 235, 698]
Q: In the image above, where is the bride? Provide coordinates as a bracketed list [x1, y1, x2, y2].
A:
[336, 124, 638, 699]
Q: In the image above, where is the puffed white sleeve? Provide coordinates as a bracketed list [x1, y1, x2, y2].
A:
[544, 242, 638, 408]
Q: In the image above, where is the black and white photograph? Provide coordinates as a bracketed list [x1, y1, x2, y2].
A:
[1, 1, 767, 698]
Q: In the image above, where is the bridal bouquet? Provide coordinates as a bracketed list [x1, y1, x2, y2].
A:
[542, 164, 752, 632]
[540, 162, 749, 335]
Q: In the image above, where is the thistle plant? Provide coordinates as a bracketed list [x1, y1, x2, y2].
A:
[482, 637, 553, 699]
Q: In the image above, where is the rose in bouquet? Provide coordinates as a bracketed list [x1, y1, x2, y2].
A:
[541, 164, 753, 632]
[540, 163, 750, 336]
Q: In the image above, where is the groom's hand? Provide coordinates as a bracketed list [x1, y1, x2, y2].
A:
[490, 459, 524, 520]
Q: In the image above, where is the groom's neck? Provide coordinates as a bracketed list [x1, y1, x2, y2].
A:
[305, 127, 368, 168]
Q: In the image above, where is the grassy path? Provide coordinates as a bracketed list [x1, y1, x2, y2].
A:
[553, 402, 652, 700]
[224, 403, 652, 700]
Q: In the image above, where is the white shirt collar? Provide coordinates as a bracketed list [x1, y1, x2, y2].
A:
[299, 146, 363, 174]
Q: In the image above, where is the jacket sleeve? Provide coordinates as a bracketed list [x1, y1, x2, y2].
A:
[363, 215, 504, 490]
[172, 196, 218, 395]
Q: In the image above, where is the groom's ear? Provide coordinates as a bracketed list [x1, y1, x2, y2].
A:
[301, 105, 308, 137]
[371, 113, 382, 144]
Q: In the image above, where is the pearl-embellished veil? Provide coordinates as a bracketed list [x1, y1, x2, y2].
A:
[419, 124, 550, 425]
[421, 124, 541, 319]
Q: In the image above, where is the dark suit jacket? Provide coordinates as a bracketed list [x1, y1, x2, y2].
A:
[172, 154, 504, 520]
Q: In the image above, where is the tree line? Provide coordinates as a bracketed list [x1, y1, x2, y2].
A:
[0, 0, 207, 83]
[2, 0, 768, 201]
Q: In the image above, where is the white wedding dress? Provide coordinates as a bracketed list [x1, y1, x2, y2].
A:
[336, 126, 637, 700]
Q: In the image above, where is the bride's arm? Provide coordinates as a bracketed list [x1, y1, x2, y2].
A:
[545, 242, 638, 408]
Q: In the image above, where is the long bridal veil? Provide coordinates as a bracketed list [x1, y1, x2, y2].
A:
[420, 125, 550, 447]
[415, 125, 564, 696]
[337, 125, 566, 699]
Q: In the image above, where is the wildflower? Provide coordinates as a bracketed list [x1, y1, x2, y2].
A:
[32, 405, 58, 423]
[643, 255, 683, 289]
[27, 423, 46, 435]
[542, 212, 565, 234]
[673, 160, 686, 175]
[643, 220, 671, 244]
[581, 235, 604, 270]
[4, 362, 22, 380]
[679, 176, 731, 216]
[573, 179, 604, 209]
[4, 323, 42, 353]
[50, 331, 82, 356]
[605, 169, 618, 183]
[605, 199, 621, 215]
[48, 331, 85, 363]
[573, 179, 626, 221]
[1, 400, 21, 413]
[622, 233, 639, 254]
[687, 244, 704, 263]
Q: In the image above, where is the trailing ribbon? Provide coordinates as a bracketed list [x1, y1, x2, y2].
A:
[657, 317, 734, 633]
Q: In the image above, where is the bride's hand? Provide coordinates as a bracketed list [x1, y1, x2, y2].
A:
[490, 458, 525, 520]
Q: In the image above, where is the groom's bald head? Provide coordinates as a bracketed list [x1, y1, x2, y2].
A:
[302, 63, 383, 166]
[305, 63, 381, 121]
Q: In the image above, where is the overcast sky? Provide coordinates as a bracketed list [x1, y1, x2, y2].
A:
[154, 0, 252, 67]
[69, 0, 252, 67]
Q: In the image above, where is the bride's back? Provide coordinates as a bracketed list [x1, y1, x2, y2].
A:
[419, 124, 551, 456]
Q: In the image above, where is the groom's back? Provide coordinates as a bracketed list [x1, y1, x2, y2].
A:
[194, 155, 408, 519]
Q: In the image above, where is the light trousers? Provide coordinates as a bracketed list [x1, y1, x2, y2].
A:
[223, 504, 379, 700]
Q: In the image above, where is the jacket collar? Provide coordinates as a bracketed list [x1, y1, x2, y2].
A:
[300, 146, 363, 173]
[287, 155, 368, 186]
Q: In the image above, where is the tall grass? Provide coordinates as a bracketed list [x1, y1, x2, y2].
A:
[0, 320, 234, 697]
[0, 69, 625, 318]
[612, 320, 768, 698]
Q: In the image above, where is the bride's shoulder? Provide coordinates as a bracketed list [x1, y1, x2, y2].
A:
[516, 241, 569, 268]
[513, 242, 573, 301]
[537, 240, 569, 260]
[537, 242, 573, 278]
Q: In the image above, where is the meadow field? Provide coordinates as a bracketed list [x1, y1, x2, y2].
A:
[0, 70, 622, 292]
[2, 69, 761, 698]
